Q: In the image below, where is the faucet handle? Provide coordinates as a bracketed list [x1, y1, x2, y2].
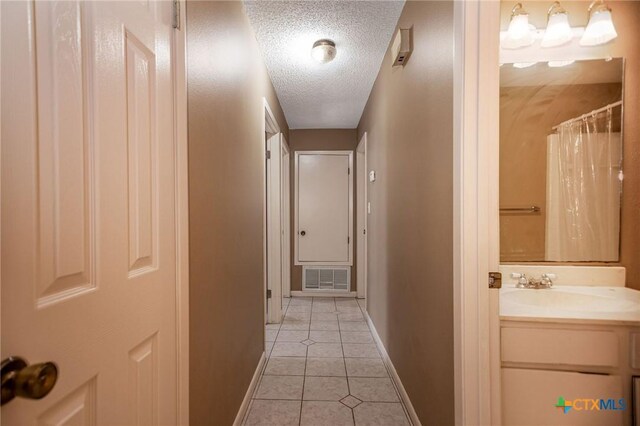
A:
[511, 273, 528, 288]
[541, 273, 556, 287]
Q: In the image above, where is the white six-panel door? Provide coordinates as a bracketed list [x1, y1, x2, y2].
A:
[1, 1, 179, 424]
[295, 151, 353, 265]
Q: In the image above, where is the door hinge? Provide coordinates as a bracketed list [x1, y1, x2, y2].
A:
[363, 229, 366, 235]
[347, 236, 350, 244]
[348, 168, 351, 175]
[172, 0, 180, 30]
[266, 150, 271, 160]
[267, 289, 272, 299]
[489, 272, 502, 289]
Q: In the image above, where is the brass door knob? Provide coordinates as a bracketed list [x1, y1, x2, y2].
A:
[1, 357, 58, 405]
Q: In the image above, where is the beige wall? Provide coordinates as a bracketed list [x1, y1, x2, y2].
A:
[357, 1, 455, 424]
[500, 83, 622, 262]
[500, 1, 640, 290]
[186, 2, 289, 424]
[288, 129, 358, 292]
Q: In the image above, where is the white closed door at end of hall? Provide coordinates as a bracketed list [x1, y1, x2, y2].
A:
[1, 1, 179, 424]
[296, 152, 352, 264]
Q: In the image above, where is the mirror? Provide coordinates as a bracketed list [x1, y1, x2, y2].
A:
[500, 58, 624, 263]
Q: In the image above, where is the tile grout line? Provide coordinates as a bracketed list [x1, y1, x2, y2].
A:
[297, 296, 321, 425]
[335, 297, 358, 424]
[301, 297, 309, 423]
[253, 398, 411, 403]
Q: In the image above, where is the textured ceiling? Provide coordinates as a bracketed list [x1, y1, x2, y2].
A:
[244, 1, 405, 129]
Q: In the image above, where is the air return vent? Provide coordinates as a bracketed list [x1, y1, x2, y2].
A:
[303, 266, 350, 292]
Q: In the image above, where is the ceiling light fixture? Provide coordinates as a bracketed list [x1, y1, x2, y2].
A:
[311, 39, 337, 64]
[541, 1, 572, 47]
[580, 0, 618, 46]
[503, 3, 535, 49]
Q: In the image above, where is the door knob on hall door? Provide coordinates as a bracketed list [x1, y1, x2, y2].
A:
[1, 357, 58, 405]
[300, 230, 306, 236]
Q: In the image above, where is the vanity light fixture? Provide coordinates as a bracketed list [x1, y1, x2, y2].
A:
[503, 3, 535, 49]
[541, 1, 573, 47]
[580, 0, 618, 46]
[311, 39, 337, 64]
[548, 60, 575, 67]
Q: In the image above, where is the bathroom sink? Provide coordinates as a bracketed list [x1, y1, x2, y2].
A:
[502, 288, 640, 313]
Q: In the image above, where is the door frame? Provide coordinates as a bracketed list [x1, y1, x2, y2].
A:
[294, 150, 354, 267]
[281, 139, 292, 298]
[173, 1, 190, 423]
[263, 98, 283, 324]
[452, 1, 501, 426]
[356, 134, 368, 300]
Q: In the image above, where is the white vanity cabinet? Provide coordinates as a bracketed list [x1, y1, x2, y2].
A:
[500, 320, 639, 426]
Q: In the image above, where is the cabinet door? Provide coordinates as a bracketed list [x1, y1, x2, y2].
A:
[502, 369, 623, 426]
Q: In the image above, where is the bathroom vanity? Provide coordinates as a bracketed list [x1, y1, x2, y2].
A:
[499, 282, 640, 425]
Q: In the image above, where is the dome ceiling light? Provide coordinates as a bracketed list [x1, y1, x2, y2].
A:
[311, 39, 337, 64]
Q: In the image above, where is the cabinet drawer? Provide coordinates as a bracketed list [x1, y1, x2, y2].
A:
[632, 333, 640, 369]
[502, 327, 618, 368]
[502, 368, 623, 426]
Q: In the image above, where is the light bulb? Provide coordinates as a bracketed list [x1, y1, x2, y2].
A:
[513, 62, 537, 68]
[548, 60, 575, 67]
[541, 3, 573, 48]
[580, 1, 618, 46]
[311, 39, 336, 64]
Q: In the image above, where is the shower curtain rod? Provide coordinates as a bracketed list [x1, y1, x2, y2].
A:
[552, 100, 623, 130]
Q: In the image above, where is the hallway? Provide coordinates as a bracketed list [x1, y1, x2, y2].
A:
[244, 297, 411, 425]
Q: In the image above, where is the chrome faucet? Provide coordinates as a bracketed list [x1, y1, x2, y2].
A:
[511, 273, 556, 289]
[540, 273, 556, 288]
[513, 273, 529, 288]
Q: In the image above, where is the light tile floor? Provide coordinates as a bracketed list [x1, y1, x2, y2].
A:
[243, 297, 411, 426]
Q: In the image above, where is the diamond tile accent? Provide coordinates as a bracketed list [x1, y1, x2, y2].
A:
[254, 298, 411, 425]
[340, 395, 362, 409]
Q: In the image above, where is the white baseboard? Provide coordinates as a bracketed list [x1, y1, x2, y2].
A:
[290, 290, 357, 298]
[233, 351, 267, 426]
[365, 312, 421, 426]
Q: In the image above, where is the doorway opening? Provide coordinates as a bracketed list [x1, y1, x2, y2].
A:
[264, 98, 290, 326]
